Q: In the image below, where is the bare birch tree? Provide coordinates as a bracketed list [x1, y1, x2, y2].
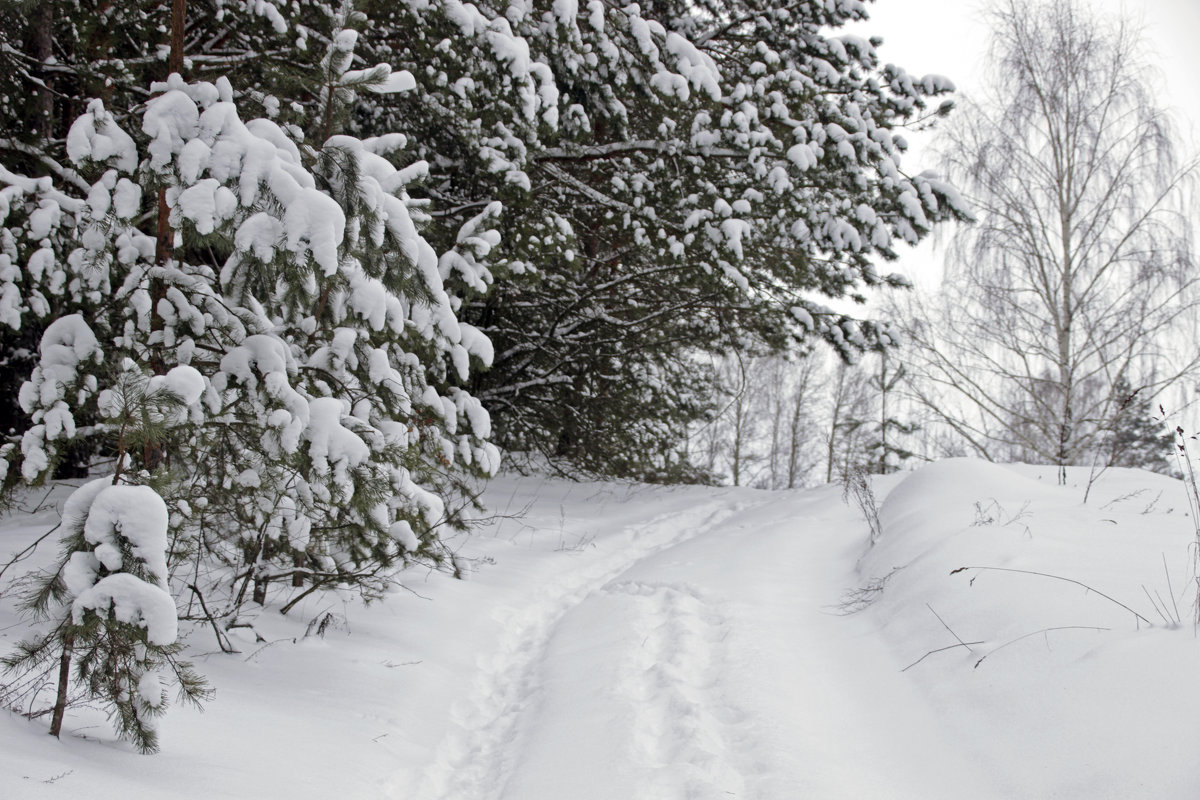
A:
[779, 357, 822, 488]
[906, 0, 1200, 482]
[691, 353, 832, 488]
[824, 360, 874, 483]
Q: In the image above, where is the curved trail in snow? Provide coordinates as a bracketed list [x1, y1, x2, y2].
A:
[403, 497, 758, 800]
[394, 486, 1002, 800]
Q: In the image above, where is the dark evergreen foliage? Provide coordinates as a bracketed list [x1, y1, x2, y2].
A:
[1103, 379, 1174, 474]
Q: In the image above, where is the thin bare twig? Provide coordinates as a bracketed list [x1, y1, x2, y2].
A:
[1163, 553, 1183, 624]
[0, 522, 61, 587]
[926, 603, 974, 652]
[186, 583, 238, 654]
[973, 626, 1109, 669]
[902, 641, 986, 672]
[950, 565, 1153, 627]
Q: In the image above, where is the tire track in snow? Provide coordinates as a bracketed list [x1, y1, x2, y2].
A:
[605, 580, 752, 800]
[403, 498, 759, 800]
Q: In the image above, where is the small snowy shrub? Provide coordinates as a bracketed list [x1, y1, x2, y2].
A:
[3, 478, 208, 753]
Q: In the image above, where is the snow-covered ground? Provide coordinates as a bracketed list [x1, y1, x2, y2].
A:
[2, 459, 1199, 798]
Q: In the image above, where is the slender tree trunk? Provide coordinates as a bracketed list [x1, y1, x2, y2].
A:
[878, 353, 889, 473]
[154, 0, 187, 273]
[731, 396, 744, 486]
[252, 572, 269, 605]
[49, 631, 75, 739]
[826, 366, 845, 483]
[786, 359, 815, 488]
[1056, 164, 1074, 484]
[145, 185, 172, 472]
[767, 363, 784, 489]
[170, 0, 186, 75]
[1056, 402, 1072, 484]
[787, 393, 803, 489]
[145, 0, 187, 472]
[31, 2, 55, 138]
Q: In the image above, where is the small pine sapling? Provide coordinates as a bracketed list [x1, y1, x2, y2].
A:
[3, 362, 207, 753]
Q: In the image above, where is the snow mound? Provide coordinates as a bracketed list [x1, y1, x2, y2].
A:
[869, 458, 1060, 566]
[861, 459, 1200, 799]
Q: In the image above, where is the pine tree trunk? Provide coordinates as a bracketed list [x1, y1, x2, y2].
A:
[49, 631, 74, 739]
[145, 0, 188, 472]
[31, 2, 55, 137]
[252, 536, 272, 605]
[145, 186, 172, 470]
[170, 0, 186, 75]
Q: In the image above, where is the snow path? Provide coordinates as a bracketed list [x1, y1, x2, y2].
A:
[395, 484, 1002, 800]
[404, 496, 759, 800]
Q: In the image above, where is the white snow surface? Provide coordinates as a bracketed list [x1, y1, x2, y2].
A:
[2, 460, 1199, 797]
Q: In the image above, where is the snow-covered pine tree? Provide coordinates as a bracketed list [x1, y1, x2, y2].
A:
[5, 9, 499, 630]
[322, 0, 969, 477]
[3, 480, 207, 753]
[4, 368, 207, 753]
[0, 0, 172, 480]
[0, 0, 154, 165]
[0, 163, 109, 491]
[3, 1, 966, 482]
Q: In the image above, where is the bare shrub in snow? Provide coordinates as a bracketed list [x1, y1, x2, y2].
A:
[843, 466, 883, 546]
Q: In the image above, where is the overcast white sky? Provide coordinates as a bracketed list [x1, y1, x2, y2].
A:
[848, 0, 1200, 137]
[842, 0, 1200, 286]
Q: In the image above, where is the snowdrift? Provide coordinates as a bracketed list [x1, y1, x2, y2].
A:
[862, 459, 1200, 799]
